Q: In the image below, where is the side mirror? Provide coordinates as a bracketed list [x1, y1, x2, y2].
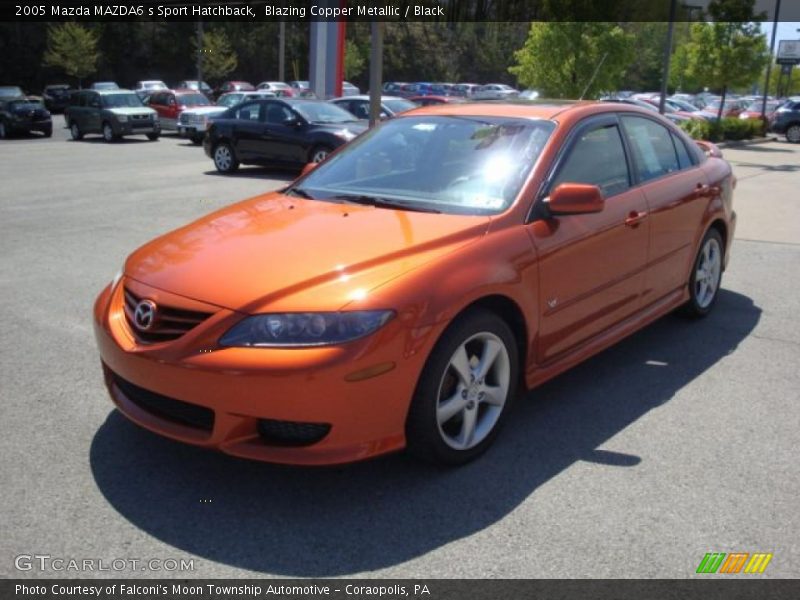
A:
[547, 183, 604, 215]
[300, 162, 317, 177]
[284, 116, 302, 127]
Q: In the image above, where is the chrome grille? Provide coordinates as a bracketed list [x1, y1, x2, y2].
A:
[123, 287, 213, 344]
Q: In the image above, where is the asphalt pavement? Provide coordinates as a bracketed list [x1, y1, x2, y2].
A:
[0, 116, 798, 578]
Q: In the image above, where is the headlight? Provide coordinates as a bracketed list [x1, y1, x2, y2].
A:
[219, 310, 394, 348]
[117, 115, 128, 122]
[110, 268, 124, 291]
[334, 128, 357, 141]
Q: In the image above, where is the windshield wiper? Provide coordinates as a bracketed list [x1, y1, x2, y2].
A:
[331, 194, 441, 214]
[286, 187, 315, 199]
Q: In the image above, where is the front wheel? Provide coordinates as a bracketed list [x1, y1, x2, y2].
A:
[191, 134, 203, 145]
[43, 127, 53, 138]
[406, 309, 519, 465]
[102, 122, 119, 143]
[682, 228, 724, 318]
[146, 132, 159, 141]
[69, 121, 83, 140]
[786, 124, 800, 144]
[308, 144, 333, 164]
[213, 142, 239, 173]
[0, 122, 6, 139]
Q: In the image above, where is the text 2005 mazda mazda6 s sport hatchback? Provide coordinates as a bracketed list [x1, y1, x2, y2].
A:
[93, 102, 736, 465]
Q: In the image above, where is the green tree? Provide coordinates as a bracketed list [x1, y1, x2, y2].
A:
[343, 39, 366, 80]
[42, 23, 99, 88]
[675, 0, 769, 118]
[193, 29, 237, 85]
[509, 23, 635, 98]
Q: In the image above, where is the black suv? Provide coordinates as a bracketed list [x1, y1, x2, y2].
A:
[42, 84, 72, 112]
[770, 97, 800, 143]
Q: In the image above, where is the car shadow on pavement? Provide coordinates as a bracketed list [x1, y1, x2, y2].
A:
[90, 289, 760, 576]
[203, 168, 299, 181]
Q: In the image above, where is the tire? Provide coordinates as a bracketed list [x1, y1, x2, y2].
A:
[308, 144, 333, 164]
[102, 122, 118, 143]
[213, 142, 239, 173]
[191, 134, 203, 145]
[786, 124, 800, 144]
[43, 127, 53, 138]
[0, 122, 6, 139]
[69, 121, 83, 141]
[681, 228, 724, 318]
[405, 308, 519, 465]
[146, 132, 160, 141]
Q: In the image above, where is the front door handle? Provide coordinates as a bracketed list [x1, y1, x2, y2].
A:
[624, 211, 647, 228]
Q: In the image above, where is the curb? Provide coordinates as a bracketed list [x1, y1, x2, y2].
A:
[717, 136, 778, 149]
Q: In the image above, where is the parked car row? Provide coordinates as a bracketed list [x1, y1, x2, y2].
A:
[383, 81, 526, 100]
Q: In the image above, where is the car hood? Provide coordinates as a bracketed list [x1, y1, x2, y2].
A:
[125, 192, 490, 313]
[109, 107, 157, 116]
[182, 106, 226, 116]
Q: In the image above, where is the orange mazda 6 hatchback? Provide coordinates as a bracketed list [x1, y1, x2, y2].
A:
[94, 102, 736, 466]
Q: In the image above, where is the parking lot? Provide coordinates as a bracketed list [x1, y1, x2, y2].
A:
[1, 115, 798, 578]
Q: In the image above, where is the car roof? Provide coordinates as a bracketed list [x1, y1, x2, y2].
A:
[332, 95, 406, 101]
[403, 100, 660, 124]
[93, 89, 136, 95]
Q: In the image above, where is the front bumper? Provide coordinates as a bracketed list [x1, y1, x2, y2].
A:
[178, 125, 203, 139]
[8, 117, 51, 132]
[114, 121, 160, 136]
[93, 278, 428, 465]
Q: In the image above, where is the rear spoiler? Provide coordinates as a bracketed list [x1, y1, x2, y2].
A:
[695, 140, 723, 158]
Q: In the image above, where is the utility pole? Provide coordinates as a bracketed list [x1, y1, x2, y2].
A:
[278, 21, 285, 82]
[368, 22, 384, 127]
[659, 0, 678, 114]
[761, 0, 781, 118]
[196, 20, 204, 82]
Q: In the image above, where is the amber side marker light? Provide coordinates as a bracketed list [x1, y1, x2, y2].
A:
[344, 362, 397, 382]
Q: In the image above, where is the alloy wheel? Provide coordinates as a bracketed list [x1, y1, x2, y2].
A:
[435, 332, 511, 451]
[787, 125, 800, 143]
[214, 145, 233, 171]
[694, 236, 721, 309]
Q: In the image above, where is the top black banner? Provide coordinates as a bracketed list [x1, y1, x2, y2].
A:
[6, 0, 800, 22]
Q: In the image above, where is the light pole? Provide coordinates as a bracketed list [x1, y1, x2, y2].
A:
[659, 0, 678, 114]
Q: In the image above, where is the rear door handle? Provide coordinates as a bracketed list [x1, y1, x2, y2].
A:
[624, 211, 647, 227]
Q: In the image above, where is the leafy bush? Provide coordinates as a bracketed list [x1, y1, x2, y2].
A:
[680, 117, 765, 142]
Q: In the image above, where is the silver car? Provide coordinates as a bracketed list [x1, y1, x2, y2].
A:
[472, 84, 520, 101]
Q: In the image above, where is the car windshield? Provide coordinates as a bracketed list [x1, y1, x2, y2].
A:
[102, 93, 144, 108]
[9, 99, 44, 109]
[178, 93, 210, 106]
[384, 98, 417, 114]
[292, 115, 554, 215]
[94, 83, 119, 90]
[0, 86, 24, 98]
[218, 94, 243, 107]
[144, 82, 167, 90]
[293, 102, 359, 123]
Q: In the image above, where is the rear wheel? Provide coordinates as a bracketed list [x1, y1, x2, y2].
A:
[786, 124, 800, 144]
[682, 228, 724, 318]
[69, 121, 83, 140]
[190, 134, 203, 145]
[213, 142, 239, 173]
[406, 309, 519, 465]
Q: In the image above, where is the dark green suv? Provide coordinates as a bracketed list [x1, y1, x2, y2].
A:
[65, 89, 160, 142]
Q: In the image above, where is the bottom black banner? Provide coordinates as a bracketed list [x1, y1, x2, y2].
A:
[4, 579, 800, 600]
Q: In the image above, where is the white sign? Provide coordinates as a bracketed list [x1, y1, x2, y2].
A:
[777, 39, 800, 60]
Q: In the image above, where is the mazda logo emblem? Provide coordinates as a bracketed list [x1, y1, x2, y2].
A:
[133, 300, 157, 331]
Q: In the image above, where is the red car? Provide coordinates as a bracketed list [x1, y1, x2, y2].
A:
[409, 95, 467, 106]
[147, 89, 212, 131]
[215, 81, 255, 100]
[738, 100, 780, 122]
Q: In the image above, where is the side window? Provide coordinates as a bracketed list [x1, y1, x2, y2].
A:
[353, 101, 370, 119]
[88, 93, 100, 108]
[671, 132, 694, 169]
[621, 115, 680, 182]
[233, 102, 263, 122]
[264, 102, 294, 124]
[551, 124, 630, 197]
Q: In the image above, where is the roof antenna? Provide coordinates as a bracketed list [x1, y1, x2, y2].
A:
[579, 52, 609, 101]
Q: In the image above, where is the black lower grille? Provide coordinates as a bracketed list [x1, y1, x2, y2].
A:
[112, 372, 214, 431]
[257, 419, 331, 446]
